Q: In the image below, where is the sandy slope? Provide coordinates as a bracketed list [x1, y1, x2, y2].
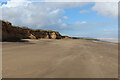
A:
[2, 39, 118, 78]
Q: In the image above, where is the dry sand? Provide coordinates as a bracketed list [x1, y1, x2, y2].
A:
[2, 39, 118, 78]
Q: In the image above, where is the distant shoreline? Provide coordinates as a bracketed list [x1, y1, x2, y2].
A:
[73, 37, 118, 43]
[94, 38, 118, 43]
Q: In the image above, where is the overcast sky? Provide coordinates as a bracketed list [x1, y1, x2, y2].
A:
[0, 0, 118, 39]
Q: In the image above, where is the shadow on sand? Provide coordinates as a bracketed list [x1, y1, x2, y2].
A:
[1, 39, 29, 42]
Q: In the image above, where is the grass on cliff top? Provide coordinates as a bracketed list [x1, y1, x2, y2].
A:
[12, 26, 22, 28]
[32, 29, 58, 33]
[13, 26, 29, 29]
[0, 20, 11, 25]
[12, 26, 59, 33]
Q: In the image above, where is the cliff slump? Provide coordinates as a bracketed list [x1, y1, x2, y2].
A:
[1, 20, 62, 41]
[30, 30, 62, 39]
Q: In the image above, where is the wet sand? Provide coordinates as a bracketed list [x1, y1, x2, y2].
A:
[2, 39, 118, 78]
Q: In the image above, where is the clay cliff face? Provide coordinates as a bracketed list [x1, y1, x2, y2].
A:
[29, 30, 62, 39]
[1, 20, 62, 41]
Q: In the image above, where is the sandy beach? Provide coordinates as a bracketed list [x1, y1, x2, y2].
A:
[2, 39, 118, 78]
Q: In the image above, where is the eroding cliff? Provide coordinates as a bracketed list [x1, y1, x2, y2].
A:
[1, 20, 62, 41]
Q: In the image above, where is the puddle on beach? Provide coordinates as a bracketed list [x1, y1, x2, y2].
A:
[92, 40, 100, 43]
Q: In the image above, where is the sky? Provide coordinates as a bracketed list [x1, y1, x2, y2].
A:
[0, 0, 119, 40]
